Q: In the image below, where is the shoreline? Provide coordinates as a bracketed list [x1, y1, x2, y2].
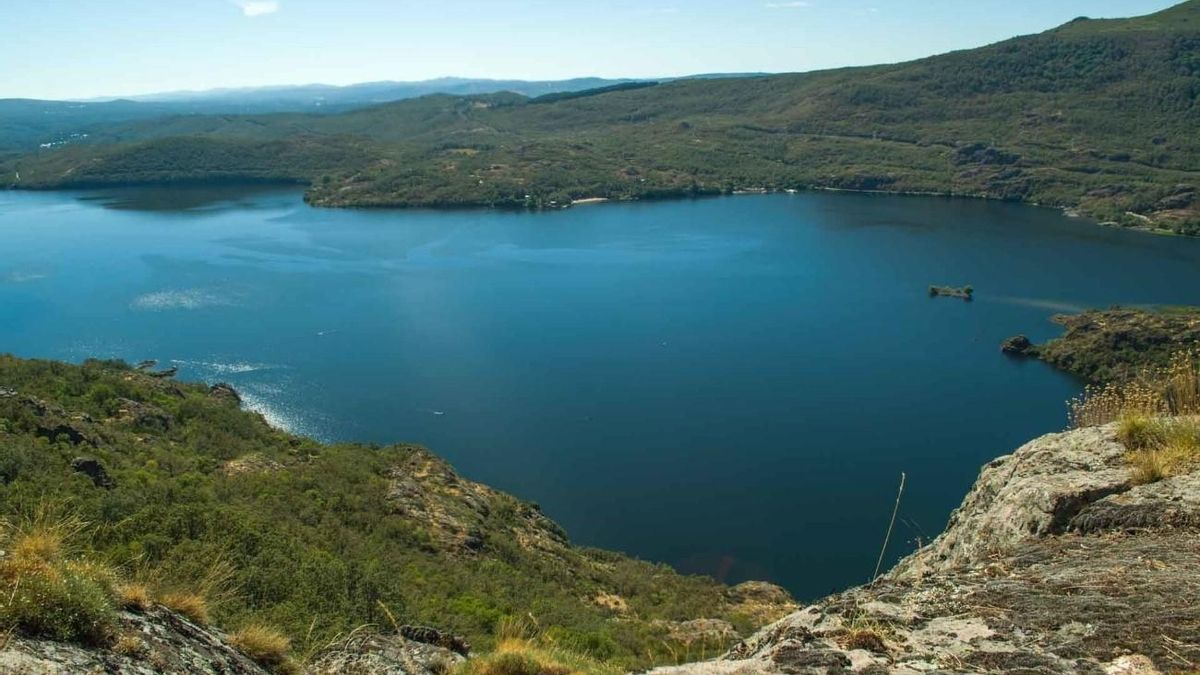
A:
[7, 179, 1178, 237]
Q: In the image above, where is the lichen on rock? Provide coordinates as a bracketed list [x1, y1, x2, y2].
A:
[652, 425, 1198, 674]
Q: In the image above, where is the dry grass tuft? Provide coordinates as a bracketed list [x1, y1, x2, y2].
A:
[455, 621, 620, 675]
[230, 623, 293, 669]
[843, 627, 888, 653]
[1071, 350, 1200, 428]
[1127, 426, 1200, 485]
[151, 556, 237, 627]
[5, 509, 86, 567]
[113, 632, 149, 658]
[117, 583, 153, 612]
[1069, 350, 1200, 484]
[157, 591, 210, 625]
[0, 508, 120, 645]
[838, 611, 893, 655]
[461, 644, 572, 675]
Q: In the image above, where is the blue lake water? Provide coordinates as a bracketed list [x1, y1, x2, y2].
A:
[3, 186, 1199, 600]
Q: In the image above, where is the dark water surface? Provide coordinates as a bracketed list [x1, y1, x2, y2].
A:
[4, 186, 1199, 599]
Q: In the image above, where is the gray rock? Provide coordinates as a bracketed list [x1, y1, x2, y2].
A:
[1000, 335, 1032, 355]
[891, 426, 1131, 578]
[0, 607, 269, 674]
[308, 630, 464, 675]
[655, 425, 1193, 674]
[208, 383, 242, 405]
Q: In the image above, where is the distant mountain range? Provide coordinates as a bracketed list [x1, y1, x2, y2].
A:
[0, 75, 764, 152]
[3, 1, 1198, 233]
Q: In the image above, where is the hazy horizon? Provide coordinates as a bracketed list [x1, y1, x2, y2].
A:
[2, 0, 1182, 101]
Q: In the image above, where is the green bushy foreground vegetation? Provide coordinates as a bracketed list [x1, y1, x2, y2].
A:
[3, 1, 1199, 233]
[0, 355, 773, 671]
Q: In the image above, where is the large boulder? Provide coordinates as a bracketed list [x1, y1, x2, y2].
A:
[654, 425, 1197, 674]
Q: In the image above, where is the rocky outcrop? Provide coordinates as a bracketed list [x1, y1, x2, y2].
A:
[70, 456, 115, 488]
[208, 383, 242, 406]
[114, 397, 176, 432]
[0, 607, 269, 675]
[386, 447, 570, 556]
[308, 629, 465, 675]
[726, 581, 800, 627]
[0, 390, 99, 447]
[0, 609, 469, 675]
[656, 425, 1199, 674]
[1000, 334, 1032, 355]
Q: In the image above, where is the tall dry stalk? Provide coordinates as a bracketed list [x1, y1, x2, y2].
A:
[871, 472, 906, 585]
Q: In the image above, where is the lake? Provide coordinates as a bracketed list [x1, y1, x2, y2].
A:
[3, 186, 1199, 600]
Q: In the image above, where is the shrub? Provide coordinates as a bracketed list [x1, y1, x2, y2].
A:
[1115, 414, 1164, 451]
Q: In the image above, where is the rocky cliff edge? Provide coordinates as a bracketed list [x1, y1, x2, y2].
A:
[654, 425, 1200, 674]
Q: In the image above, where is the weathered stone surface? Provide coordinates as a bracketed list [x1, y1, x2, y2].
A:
[221, 453, 284, 477]
[0, 607, 268, 674]
[308, 630, 465, 675]
[892, 425, 1131, 577]
[4, 392, 99, 447]
[655, 426, 1199, 674]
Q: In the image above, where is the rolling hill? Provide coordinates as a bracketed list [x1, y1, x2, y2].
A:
[3, 1, 1199, 232]
[0, 78, 645, 152]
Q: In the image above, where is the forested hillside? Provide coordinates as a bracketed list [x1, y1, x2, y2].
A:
[4, 1, 1199, 232]
[0, 356, 795, 671]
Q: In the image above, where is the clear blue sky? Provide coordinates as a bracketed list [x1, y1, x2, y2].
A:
[1, 0, 1182, 100]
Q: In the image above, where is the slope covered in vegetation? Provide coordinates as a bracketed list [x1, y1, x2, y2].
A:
[1021, 306, 1200, 383]
[0, 355, 794, 671]
[4, 1, 1199, 232]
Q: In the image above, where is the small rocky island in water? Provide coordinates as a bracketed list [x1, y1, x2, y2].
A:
[928, 284, 974, 301]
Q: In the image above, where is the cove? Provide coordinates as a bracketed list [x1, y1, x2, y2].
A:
[3, 186, 1199, 600]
